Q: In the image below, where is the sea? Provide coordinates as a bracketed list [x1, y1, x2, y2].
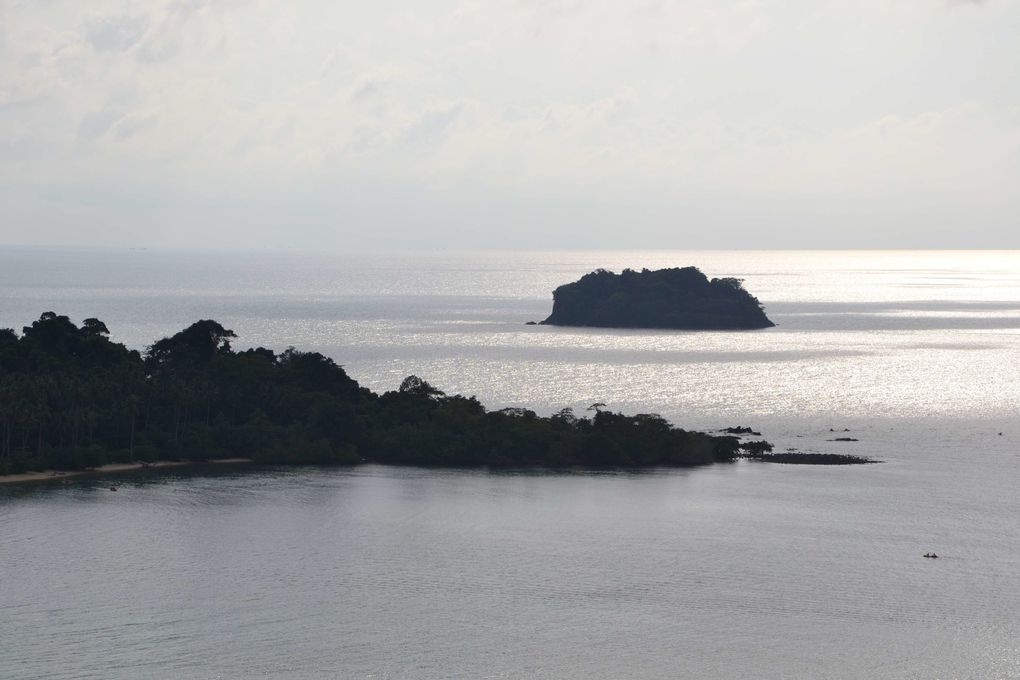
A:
[1, 247, 1019, 679]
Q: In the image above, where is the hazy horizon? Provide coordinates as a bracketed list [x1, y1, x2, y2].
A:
[2, 1, 1019, 251]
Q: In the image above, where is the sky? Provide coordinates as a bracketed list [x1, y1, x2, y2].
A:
[1, 0, 1018, 251]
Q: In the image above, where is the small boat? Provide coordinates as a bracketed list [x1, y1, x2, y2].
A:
[923, 553, 939, 559]
[109, 486, 119, 492]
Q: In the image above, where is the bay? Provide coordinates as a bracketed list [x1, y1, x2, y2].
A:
[2, 248, 1019, 679]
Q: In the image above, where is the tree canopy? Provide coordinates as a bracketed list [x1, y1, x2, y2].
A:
[0, 313, 754, 476]
[541, 267, 775, 330]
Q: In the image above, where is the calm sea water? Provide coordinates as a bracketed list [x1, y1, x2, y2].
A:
[2, 248, 1020, 679]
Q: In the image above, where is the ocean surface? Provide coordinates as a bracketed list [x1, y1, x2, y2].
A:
[2, 248, 1020, 679]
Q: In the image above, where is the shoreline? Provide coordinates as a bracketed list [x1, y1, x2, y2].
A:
[0, 458, 255, 485]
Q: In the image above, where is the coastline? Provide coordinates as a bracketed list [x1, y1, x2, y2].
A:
[0, 458, 255, 485]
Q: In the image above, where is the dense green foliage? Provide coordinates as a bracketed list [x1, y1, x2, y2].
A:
[0, 313, 747, 475]
[541, 267, 774, 329]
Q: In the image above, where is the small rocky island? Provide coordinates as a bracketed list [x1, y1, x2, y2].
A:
[540, 267, 774, 330]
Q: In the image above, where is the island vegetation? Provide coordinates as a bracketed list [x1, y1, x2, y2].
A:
[741, 451, 877, 465]
[0, 313, 759, 477]
[540, 267, 774, 330]
[730, 438, 875, 465]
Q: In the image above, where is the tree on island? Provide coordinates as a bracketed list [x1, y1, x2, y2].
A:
[0, 313, 754, 476]
[540, 267, 774, 330]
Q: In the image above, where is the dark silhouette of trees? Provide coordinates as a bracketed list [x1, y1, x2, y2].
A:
[540, 267, 775, 330]
[0, 313, 754, 476]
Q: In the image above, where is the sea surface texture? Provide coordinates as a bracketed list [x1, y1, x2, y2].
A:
[2, 248, 1019, 679]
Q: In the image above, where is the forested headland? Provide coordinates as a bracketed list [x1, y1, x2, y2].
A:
[540, 267, 775, 330]
[0, 313, 760, 476]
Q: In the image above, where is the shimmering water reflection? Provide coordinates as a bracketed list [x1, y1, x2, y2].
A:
[3, 249, 1020, 678]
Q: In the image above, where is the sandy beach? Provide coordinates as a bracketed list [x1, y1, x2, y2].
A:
[0, 458, 254, 484]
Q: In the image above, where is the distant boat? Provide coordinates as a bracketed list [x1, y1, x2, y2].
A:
[923, 553, 938, 559]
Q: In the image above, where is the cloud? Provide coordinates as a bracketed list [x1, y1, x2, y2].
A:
[403, 106, 463, 147]
[84, 13, 150, 52]
[77, 108, 124, 140]
[1, 0, 1019, 249]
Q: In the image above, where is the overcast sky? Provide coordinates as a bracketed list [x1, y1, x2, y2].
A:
[1, 0, 1018, 250]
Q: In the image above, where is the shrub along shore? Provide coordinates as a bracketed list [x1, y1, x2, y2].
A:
[1, 314, 765, 478]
